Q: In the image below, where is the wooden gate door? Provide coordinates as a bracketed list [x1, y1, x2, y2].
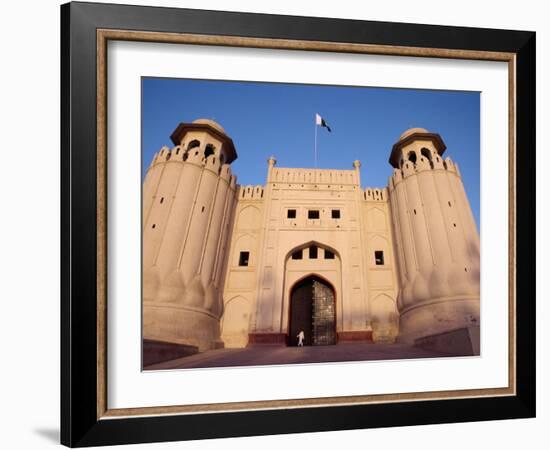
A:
[312, 279, 336, 345]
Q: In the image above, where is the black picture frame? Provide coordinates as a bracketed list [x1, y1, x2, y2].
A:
[61, 1, 535, 447]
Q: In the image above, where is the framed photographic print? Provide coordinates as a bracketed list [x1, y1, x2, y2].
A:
[60, 1, 536, 447]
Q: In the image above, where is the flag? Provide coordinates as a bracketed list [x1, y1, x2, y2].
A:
[315, 113, 332, 132]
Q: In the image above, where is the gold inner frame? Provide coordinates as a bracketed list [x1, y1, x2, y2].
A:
[96, 29, 516, 420]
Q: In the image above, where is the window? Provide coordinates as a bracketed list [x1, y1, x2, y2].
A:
[160, 197, 164, 204]
[308, 210, 320, 219]
[408, 151, 417, 165]
[204, 144, 215, 159]
[375, 250, 384, 265]
[309, 246, 318, 259]
[324, 250, 335, 259]
[238, 251, 250, 267]
[420, 147, 434, 169]
[291, 250, 303, 260]
[331, 209, 341, 219]
[187, 140, 200, 151]
[287, 209, 297, 219]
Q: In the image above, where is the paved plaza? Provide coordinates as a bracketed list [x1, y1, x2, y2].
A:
[144, 342, 452, 370]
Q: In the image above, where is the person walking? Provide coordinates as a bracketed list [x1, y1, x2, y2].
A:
[297, 330, 305, 347]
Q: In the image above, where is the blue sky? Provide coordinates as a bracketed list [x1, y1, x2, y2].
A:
[142, 78, 480, 228]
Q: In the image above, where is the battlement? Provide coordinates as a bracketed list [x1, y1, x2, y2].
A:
[238, 184, 265, 200]
[389, 156, 460, 190]
[270, 167, 359, 185]
[362, 188, 387, 202]
[147, 145, 236, 183]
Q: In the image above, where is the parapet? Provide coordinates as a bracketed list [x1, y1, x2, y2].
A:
[146, 145, 239, 179]
[238, 184, 265, 200]
[389, 155, 460, 191]
[363, 188, 388, 202]
[270, 167, 359, 185]
[203, 153, 222, 174]
[219, 164, 233, 182]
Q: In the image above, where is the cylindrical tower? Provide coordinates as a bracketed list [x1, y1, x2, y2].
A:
[142, 145, 185, 304]
[388, 128, 480, 345]
[143, 119, 238, 352]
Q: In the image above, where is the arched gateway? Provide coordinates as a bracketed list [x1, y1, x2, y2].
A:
[288, 276, 336, 346]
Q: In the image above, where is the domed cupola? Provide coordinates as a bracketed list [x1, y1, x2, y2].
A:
[389, 127, 446, 169]
[169, 118, 237, 165]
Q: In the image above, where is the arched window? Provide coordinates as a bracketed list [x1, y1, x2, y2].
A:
[187, 140, 200, 151]
[407, 151, 417, 165]
[420, 147, 434, 169]
[219, 154, 225, 165]
[204, 144, 215, 159]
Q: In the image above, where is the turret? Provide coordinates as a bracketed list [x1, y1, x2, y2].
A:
[388, 128, 480, 349]
[143, 119, 238, 353]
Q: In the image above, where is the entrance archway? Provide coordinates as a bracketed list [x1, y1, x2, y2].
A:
[288, 275, 336, 346]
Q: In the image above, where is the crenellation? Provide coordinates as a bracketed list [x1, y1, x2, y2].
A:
[432, 153, 445, 169]
[402, 160, 416, 178]
[238, 184, 265, 200]
[204, 153, 222, 173]
[151, 145, 170, 166]
[443, 157, 460, 175]
[270, 167, 359, 186]
[363, 188, 387, 202]
[219, 164, 232, 182]
[416, 154, 432, 172]
[387, 152, 466, 189]
[186, 146, 204, 165]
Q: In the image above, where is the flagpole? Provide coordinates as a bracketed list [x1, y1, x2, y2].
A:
[314, 119, 318, 168]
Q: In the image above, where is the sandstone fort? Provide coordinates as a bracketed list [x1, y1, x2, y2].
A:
[142, 119, 480, 363]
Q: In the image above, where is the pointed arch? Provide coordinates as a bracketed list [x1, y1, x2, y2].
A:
[284, 240, 341, 262]
[288, 274, 337, 346]
[204, 144, 216, 159]
[420, 147, 434, 169]
[187, 139, 201, 152]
